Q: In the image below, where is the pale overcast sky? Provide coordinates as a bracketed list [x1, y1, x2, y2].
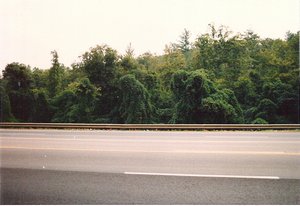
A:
[0, 0, 299, 71]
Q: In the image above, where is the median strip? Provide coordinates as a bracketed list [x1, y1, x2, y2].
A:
[124, 172, 280, 179]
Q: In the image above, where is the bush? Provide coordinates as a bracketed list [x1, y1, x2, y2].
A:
[251, 118, 268, 124]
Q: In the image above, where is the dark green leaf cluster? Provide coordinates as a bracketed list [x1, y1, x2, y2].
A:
[171, 70, 243, 123]
[118, 74, 152, 123]
[51, 78, 100, 123]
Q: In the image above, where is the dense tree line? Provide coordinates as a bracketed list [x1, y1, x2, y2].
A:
[1, 25, 299, 124]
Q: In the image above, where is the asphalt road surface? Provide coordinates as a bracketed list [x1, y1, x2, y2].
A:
[1, 129, 300, 204]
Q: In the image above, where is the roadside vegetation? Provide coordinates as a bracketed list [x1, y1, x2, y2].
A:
[1, 25, 299, 124]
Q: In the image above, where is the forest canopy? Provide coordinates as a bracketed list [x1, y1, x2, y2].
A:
[1, 25, 299, 124]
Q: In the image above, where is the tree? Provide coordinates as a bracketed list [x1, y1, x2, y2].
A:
[201, 89, 243, 123]
[80, 45, 119, 116]
[120, 43, 139, 72]
[1, 26, 299, 124]
[51, 78, 100, 123]
[193, 25, 252, 87]
[286, 31, 299, 68]
[171, 70, 212, 123]
[81, 45, 118, 88]
[233, 76, 257, 106]
[32, 67, 49, 90]
[3, 63, 32, 91]
[172, 70, 212, 124]
[48, 51, 64, 97]
[254, 98, 277, 123]
[2, 63, 33, 121]
[193, 33, 215, 70]
[159, 44, 187, 89]
[51, 90, 76, 122]
[171, 70, 243, 123]
[31, 89, 52, 122]
[74, 78, 100, 122]
[178, 29, 191, 53]
[0, 80, 14, 121]
[262, 78, 298, 123]
[118, 74, 152, 123]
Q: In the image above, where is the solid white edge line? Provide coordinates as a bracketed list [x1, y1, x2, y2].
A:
[124, 172, 280, 179]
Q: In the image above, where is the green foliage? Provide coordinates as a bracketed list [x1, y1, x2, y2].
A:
[255, 98, 277, 123]
[48, 51, 65, 97]
[120, 43, 139, 72]
[251, 118, 268, 124]
[32, 68, 49, 90]
[178, 29, 191, 53]
[261, 78, 298, 123]
[171, 70, 189, 101]
[198, 89, 243, 123]
[1, 26, 298, 124]
[8, 90, 34, 121]
[119, 74, 152, 123]
[80, 45, 119, 116]
[51, 78, 100, 123]
[3, 63, 32, 91]
[171, 70, 242, 123]
[286, 31, 299, 68]
[81, 45, 118, 88]
[51, 90, 77, 122]
[2, 63, 34, 121]
[194, 25, 253, 88]
[31, 89, 52, 122]
[233, 76, 257, 106]
[0, 80, 14, 121]
[171, 70, 209, 123]
[201, 96, 236, 123]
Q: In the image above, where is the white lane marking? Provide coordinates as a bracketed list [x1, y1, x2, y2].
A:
[124, 172, 280, 179]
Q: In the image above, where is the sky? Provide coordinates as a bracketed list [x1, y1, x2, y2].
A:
[0, 0, 299, 71]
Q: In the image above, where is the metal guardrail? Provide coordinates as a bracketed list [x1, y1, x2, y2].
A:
[0, 123, 299, 130]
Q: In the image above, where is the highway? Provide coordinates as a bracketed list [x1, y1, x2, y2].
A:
[1, 129, 300, 204]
